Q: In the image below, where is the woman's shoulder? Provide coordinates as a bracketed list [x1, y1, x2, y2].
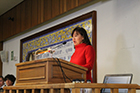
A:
[85, 45, 93, 48]
[85, 45, 94, 50]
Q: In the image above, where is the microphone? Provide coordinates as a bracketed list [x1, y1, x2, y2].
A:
[63, 41, 67, 45]
[36, 41, 67, 54]
[51, 41, 67, 49]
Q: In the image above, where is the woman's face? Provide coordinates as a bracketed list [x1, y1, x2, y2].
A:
[6, 79, 13, 86]
[72, 31, 84, 46]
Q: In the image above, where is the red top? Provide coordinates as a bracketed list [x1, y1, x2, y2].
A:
[70, 43, 95, 82]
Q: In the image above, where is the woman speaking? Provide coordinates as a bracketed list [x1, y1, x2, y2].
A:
[70, 26, 95, 82]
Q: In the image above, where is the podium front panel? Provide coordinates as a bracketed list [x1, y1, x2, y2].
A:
[16, 58, 87, 85]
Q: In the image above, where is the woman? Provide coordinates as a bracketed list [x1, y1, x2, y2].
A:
[70, 26, 95, 82]
[5, 74, 16, 86]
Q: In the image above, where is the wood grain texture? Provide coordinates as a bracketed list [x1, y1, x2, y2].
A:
[1, 0, 93, 40]
[31, 0, 38, 27]
[20, 1, 26, 32]
[44, 0, 52, 21]
[0, 17, 3, 41]
[2, 11, 11, 40]
[0, 42, 3, 75]
[4, 83, 140, 93]
[25, 0, 32, 30]
[16, 58, 87, 85]
[15, 5, 21, 34]
[51, 0, 60, 18]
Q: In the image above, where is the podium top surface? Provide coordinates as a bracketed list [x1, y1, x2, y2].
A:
[16, 58, 88, 71]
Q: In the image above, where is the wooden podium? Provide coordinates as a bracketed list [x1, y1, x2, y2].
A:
[15, 58, 88, 86]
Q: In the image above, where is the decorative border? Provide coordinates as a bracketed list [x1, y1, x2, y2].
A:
[22, 17, 92, 62]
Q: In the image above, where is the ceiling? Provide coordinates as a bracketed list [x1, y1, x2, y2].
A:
[0, 0, 23, 16]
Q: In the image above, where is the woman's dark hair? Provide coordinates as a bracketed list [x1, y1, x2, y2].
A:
[5, 74, 16, 85]
[71, 26, 91, 45]
[0, 76, 4, 81]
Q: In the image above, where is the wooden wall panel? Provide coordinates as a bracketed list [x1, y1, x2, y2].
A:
[2, 11, 12, 40]
[67, 0, 78, 11]
[15, 5, 21, 34]
[0, 17, 3, 41]
[0, 40, 3, 51]
[60, 0, 65, 14]
[51, 0, 60, 18]
[2, 4, 21, 40]
[10, 8, 16, 36]
[31, 0, 38, 27]
[20, 0, 32, 31]
[44, 0, 52, 21]
[1, 0, 93, 41]
[20, 1, 26, 32]
[31, 0, 43, 26]
[78, 0, 91, 6]
[0, 42, 3, 75]
[0, 60, 2, 75]
[2, 13, 8, 40]
[36, 0, 41, 24]
[38, 0, 44, 23]
[1, 15, 5, 40]
[25, 0, 32, 30]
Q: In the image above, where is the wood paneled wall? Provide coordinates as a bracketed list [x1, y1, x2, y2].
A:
[0, 17, 3, 42]
[0, 42, 3, 75]
[0, 0, 94, 76]
[0, 0, 93, 41]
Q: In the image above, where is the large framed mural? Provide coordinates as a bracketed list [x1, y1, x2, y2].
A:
[20, 11, 97, 82]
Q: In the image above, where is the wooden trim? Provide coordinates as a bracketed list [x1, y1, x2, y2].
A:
[31, 89, 34, 93]
[60, 88, 64, 93]
[18, 76, 45, 81]
[72, 88, 80, 93]
[3, 83, 140, 89]
[3, 83, 140, 93]
[40, 89, 44, 93]
[93, 89, 100, 93]
[92, 11, 97, 83]
[128, 89, 136, 93]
